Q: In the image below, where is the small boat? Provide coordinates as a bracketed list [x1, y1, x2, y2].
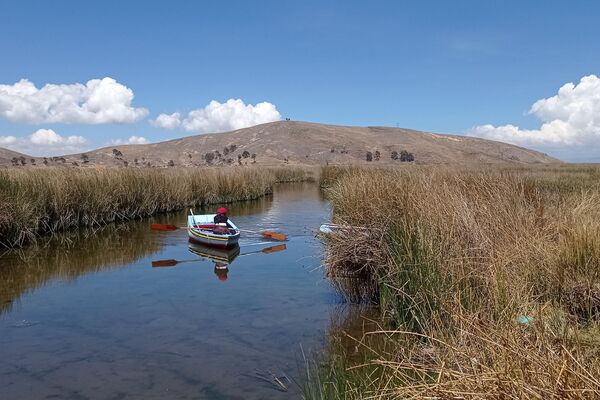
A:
[319, 223, 371, 235]
[188, 211, 241, 247]
[319, 223, 345, 234]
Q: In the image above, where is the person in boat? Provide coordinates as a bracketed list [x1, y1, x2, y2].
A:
[213, 207, 229, 234]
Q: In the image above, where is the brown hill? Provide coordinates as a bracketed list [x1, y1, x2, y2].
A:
[0, 148, 33, 166]
[0, 121, 559, 167]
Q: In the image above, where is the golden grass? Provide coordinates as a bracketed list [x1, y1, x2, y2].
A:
[0, 167, 311, 248]
[310, 165, 600, 399]
[267, 166, 317, 182]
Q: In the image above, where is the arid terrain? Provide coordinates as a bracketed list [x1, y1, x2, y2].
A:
[0, 121, 558, 168]
[0, 148, 32, 166]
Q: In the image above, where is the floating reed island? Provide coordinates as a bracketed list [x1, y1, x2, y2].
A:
[0, 166, 311, 249]
[311, 165, 600, 399]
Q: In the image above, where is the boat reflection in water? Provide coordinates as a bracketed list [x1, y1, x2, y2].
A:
[152, 241, 287, 282]
[193, 242, 289, 281]
[188, 242, 241, 282]
[189, 242, 242, 263]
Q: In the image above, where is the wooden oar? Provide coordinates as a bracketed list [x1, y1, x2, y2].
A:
[242, 243, 287, 255]
[152, 259, 188, 267]
[239, 229, 287, 241]
[151, 223, 287, 241]
[151, 244, 287, 267]
[151, 223, 181, 231]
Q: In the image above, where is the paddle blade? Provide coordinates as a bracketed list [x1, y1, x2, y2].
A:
[151, 223, 180, 231]
[261, 244, 287, 254]
[262, 231, 287, 241]
[152, 259, 178, 267]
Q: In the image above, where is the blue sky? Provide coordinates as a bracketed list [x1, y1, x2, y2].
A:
[1, 0, 599, 161]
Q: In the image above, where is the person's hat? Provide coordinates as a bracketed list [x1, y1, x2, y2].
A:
[217, 207, 228, 214]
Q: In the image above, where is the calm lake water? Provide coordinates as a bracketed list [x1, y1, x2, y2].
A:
[0, 183, 376, 400]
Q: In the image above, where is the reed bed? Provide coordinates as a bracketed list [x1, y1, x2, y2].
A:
[267, 166, 316, 183]
[319, 165, 365, 188]
[0, 167, 310, 248]
[310, 165, 600, 399]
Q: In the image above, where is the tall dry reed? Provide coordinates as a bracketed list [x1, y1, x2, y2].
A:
[311, 166, 600, 399]
[0, 167, 310, 248]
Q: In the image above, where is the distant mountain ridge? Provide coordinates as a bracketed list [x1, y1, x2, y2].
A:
[0, 121, 559, 167]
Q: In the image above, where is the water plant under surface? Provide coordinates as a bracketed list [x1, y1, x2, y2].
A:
[311, 165, 600, 399]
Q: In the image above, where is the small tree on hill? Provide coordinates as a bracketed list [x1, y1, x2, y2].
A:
[205, 152, 215, 165]
[366, 151, 373, 162]
[374, 150, 380, 161]
[400, 150, 414, 162]
[391, 151, 398, 160]
[251, 153, 256, 163]
[242, 150, 250, 158]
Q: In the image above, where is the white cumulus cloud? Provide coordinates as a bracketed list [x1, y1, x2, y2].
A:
[30, 128, 86, 146]
[153, 99, 281, 133]
[0, 129, 87, 156]
[150, 112, 181, 129]
[0, 77, 148, 124]
[111, 136, 148, 145]
[468, 75, 600, 150]
[0, 135, 17, 145]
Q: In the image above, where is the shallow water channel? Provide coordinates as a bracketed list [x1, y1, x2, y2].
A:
[0, 183, 377, 400]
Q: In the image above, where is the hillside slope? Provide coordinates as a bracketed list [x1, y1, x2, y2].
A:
[0, 148, 33, 166]
[0, 121, 559, 167]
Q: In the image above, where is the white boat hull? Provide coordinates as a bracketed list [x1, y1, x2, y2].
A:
[187, 214, 240, 248]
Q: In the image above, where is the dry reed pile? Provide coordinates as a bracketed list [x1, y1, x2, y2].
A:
[310, 165, 600, 399]
[0, 167, 309, 248]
